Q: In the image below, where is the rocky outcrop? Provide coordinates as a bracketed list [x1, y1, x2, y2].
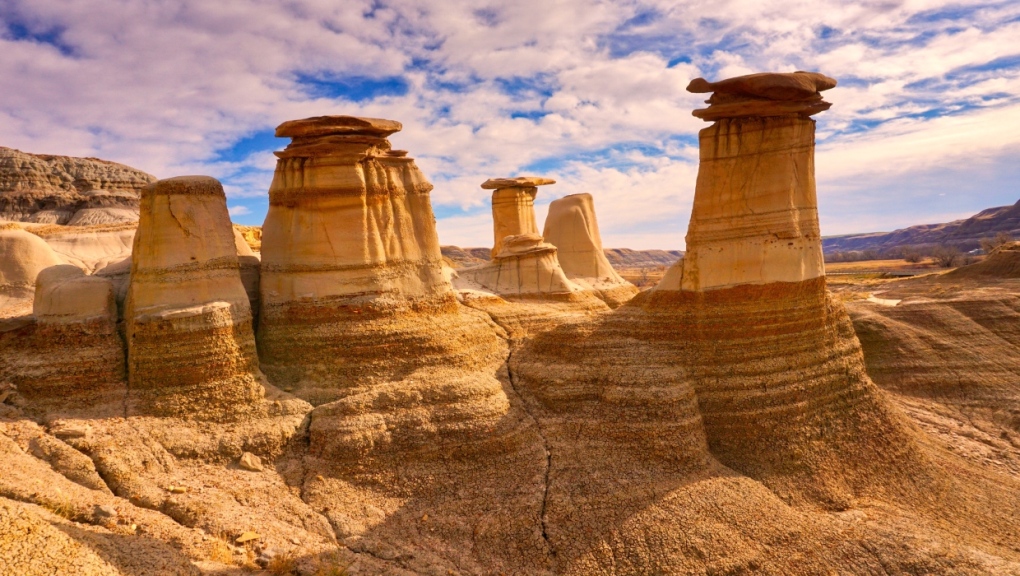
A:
[485, 176, 554, 257]
[257, 116, 477, 401]
[0, 147, 154, 225]
[458, 178, 583, 299]
[0, 266, 127, 415]
[542, 193, 637, 307]
[125, 176, 265, 420]
[0, 224, 63, 315]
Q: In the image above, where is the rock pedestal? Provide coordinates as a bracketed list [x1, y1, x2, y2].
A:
[647, 72, 943, 507]
[542, 193, 637, 306]
[485, 177, 554, 258]
[657, 72, 832, 292]
[126, 176, 265, 420]
[459, 177, 581, 299]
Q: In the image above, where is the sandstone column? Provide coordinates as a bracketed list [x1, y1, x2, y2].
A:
[648, 72, 943, 507]
[486, 177, 553, 257]
[458, 177, 581, 298]
[656, 72, 833, 292]
[257, 116, 504, 403]
[126, 176, 265, 420]
[542, 193, 637, 307]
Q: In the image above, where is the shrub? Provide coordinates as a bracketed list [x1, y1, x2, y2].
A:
[980, 231, 1014, 253]
[931, 245, 961, 268]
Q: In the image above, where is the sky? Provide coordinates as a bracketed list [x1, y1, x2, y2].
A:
[1, 1, 1019, 249]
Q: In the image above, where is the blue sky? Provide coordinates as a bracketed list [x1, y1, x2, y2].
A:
[1, 0, 1019, 248]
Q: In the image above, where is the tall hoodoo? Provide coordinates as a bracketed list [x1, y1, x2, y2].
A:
[542, 193, 638, 307]
[458, 177, 581, 298]
[126, 176, 266, 420]
[660, 71, 834, 292]
[646, 72, 950, 508]
[259, 116, 450, 310]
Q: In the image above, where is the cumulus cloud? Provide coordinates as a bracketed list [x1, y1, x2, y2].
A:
[1, 0, 1018, 247]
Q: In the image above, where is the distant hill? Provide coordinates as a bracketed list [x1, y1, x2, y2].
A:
[441, 246, 683, 269]
[0, 146, 155, 225]
[823, 199, 1020, 254]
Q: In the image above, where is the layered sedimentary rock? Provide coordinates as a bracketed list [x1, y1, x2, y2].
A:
[485, 176, 554, 257]
[258, 116, 473, 400]
[645, 72, 955, 507]
[0, 147, 154, 224]
[125, 176, 265, 420]
[543, 193, 637, 306]
[1, 265, 126, 414]
[458, 178, 582, 299]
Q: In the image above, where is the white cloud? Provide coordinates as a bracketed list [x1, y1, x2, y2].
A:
[228, 205, 252, 217]
[1, 0, 1018, 248]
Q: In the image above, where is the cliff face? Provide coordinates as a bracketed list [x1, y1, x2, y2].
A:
[0, 147, 155, 225]
[823, 199, 1020, 253]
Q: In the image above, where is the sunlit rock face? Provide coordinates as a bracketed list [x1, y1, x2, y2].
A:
[542, 193, 638, 307]
[125, 176, 265, 421]
[645, 72, 952, 508]
[485, 176, 554, 258]
[256, 116, 500, 403]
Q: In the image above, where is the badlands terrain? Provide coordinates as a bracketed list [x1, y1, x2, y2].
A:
[1, 72, 1020, 576]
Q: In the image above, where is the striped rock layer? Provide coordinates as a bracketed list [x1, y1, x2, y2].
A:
[126, 176, 265, 421]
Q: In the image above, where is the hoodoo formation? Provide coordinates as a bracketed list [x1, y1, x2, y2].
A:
[256, 116, 509, 406]
[125, 176, 266, 420]
[543, 193, 638, 307]
[651, 71, 924, 497]
[4, 76, 1020, 575]
[459, 177, 581, 298]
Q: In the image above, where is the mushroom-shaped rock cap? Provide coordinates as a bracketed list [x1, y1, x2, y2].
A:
[688, 71, 837, 121]
[481, 176, 556, 190]
[146, 175, 224, 196]
[687, 71, 836, 101]
[276, 115, 403, 139]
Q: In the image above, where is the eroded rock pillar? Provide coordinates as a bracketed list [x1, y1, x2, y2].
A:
[126, 176, 265, 420]
[542, 193, 637, 307]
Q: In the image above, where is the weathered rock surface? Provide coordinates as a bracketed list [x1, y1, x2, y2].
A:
[543, 193, 637, 307]
[126, 176, 266, 420]
[657, 118, 824, 291]
[0, 147, 154, 225]
[252, 118, 550, 573]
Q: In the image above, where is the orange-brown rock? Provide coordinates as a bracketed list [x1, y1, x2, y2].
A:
[658, 80, 828, 291]
[125, 176, 265, 420]
[687, 71, 836, 121]
[542, 193, 637, 307]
